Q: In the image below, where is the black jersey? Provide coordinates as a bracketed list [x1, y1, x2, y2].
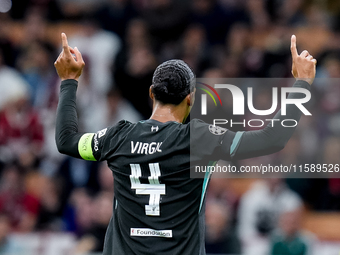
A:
[79, 118, 235, 255]
[56, 79, 310, 255]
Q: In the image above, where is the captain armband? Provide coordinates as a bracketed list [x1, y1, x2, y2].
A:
[78, 133, 96, 161]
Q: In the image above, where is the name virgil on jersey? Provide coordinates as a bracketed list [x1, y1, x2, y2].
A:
[131, 141, 162, 155]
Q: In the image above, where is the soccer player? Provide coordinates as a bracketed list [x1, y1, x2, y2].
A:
[54, 33, 316, 255]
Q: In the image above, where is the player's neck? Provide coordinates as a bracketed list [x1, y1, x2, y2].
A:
[149, 102, 188, 124]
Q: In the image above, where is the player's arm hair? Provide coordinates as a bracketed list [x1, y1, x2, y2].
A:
[55, 79, 83, 159]
[230, 80, 310, 160]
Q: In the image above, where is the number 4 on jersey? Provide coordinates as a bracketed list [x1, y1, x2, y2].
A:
[130, 163, 165, 216]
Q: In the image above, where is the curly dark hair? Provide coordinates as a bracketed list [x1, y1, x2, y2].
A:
[151, 60, 195, 105]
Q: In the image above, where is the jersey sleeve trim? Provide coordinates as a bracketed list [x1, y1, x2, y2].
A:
[230, 131, 244, 157]
[198, 161, 214, 214]
[78, 133, 97, 161]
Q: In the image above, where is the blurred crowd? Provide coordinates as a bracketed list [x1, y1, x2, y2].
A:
[1, 0, 340, 254]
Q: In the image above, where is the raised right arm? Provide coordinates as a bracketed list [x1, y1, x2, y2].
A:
[228, 35, 316, 160]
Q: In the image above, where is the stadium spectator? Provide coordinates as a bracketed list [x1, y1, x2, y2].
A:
[97, 163, 114, 194]
[0, 49, 43, 166]
[0, 16, 17, 68]
[57, 0, 103, 19]
[0, 213, 24, 254]
[104, 88, 142, 126]
[9, 0, 64, 21]
[237, 178, 303, 255]
[56, 158, 100, 204]
[0, 164, 40, 232]
[62, 188, 93, 235]
[142, 0, 189, 47]
[190, 0, 245, 45]
[73, 191, 113, 254]
[175, 24, 210, 76]
[76, 68, 142, 132]
[206, 177, 238, 218]
[95, 0, 139, 39]
[205, 199, 241, 254]
[67, 15, 121, 95]
[20, 10, 49, 47]
[315, 136, 340, 210]
[114, 19, 157, 118]
[17, 41, 58, 109]
[0, 93, 43, 166]
[270, 208, 316, 255]
[225, 22, 250, 58]
[35, 177, 64, 231]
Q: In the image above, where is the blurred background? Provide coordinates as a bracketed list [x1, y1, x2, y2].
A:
[0, 0, 340, 254]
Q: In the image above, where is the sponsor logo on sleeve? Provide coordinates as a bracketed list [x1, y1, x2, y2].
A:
[93, 134, 99, 151]
[98, 128, 107, 138]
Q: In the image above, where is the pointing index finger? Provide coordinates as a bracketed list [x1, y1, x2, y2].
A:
[61, 33, 71, 56]
[291, 35, 298, 59]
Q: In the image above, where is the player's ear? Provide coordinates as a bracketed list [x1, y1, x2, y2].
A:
[187, 88, 196, 106]
[149, 85, 154, 100]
